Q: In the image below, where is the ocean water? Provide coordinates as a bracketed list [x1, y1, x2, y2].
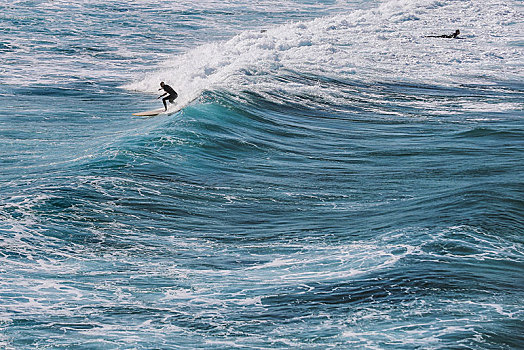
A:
[0, 0, 523, 348]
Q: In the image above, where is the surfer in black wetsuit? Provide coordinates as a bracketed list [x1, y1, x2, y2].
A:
[158, 82, 178, 111]
[426, 29, 461, 38]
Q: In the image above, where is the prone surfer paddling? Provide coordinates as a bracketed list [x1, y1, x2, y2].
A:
[158, 82, 178, 111]
[426, 29, 461, 38]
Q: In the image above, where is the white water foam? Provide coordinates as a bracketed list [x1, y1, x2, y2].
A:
[127, 0, 523, 108]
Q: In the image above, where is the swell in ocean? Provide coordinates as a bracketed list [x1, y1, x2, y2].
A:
[0, 0, 523, 348]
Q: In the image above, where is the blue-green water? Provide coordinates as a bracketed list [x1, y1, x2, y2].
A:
[1, 0, 523, 348]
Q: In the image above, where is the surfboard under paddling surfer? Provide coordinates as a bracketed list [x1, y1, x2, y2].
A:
[158, 82, 178, 111]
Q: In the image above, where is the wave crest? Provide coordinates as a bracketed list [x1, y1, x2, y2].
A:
[126, 0, 523, 109]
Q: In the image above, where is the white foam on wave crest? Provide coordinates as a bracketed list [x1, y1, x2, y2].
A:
[127, 0, 523, 108]
[0, 0, 360, 88]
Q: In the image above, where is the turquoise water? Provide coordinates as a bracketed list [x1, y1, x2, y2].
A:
[1, 0, 523, 348]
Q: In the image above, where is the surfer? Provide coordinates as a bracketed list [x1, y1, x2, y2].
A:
[426, 29, 461, 38]
[158, 82, 178, 111]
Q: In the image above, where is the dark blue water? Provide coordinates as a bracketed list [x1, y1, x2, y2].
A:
[1, 0, 523, 348]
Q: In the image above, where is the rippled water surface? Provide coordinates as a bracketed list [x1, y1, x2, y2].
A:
[0, 0, 523, 348]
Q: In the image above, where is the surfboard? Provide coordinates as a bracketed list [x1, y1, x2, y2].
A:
[132, 96, 196, 117]
[132, 108, 166, 117]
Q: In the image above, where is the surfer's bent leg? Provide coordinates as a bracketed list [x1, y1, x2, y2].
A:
[163, 94, 177, 110]
[169, 92, 178, 104]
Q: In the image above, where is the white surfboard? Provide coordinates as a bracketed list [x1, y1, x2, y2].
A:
[132, 96, 197, 117]
[132, 108, 166, 117]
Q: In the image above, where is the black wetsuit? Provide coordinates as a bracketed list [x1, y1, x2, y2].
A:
[434, 34, 456, 38]
[161, 84, 178, 109]
[426, 31, 460, 39]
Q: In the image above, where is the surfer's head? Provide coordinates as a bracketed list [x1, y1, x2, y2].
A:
[454, 29, 460, 36]
[160, 81, 165, 87]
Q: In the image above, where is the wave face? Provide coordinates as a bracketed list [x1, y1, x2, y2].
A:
[0, 0, 523, 349]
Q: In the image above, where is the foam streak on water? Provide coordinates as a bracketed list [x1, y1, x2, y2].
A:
[0, 0, 523, 348]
